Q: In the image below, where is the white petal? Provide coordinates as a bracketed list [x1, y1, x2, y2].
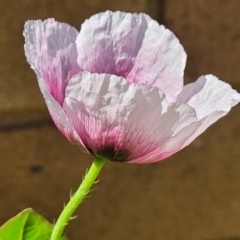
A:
[24, 19, 80, 104]
[76, 11, 186, 99]
[178, 75, 240, 117]
[176, 74, 240, 148]
[24, 19, 78, 69]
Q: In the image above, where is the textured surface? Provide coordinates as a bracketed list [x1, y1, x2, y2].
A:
[1, 105, 240, 240]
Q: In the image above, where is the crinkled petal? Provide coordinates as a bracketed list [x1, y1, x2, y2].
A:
[178, 75, 240, 117]
[37, 76, 88, 153]
[24, 19, 80, 105]
[63, 72, 197, 163]
[76, 11, 186, 99]
[175, 74, 240, 148]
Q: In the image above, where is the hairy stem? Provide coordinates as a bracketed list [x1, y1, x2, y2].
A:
[50, 156, 106, 240]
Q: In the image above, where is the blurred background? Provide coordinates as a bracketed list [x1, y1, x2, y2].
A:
[0, 0, 240, 239]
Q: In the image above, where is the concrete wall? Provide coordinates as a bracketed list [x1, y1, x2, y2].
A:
[164, 0, 240, 87]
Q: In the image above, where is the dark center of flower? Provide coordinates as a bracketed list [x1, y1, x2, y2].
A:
[95, 144, 130, 162]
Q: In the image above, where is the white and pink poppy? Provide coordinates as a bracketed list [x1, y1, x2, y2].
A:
[23, 11, 240, 163]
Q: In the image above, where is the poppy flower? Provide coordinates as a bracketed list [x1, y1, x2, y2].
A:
[23, 11, 240, 163]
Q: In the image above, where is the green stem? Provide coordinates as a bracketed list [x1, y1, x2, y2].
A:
[50, 156, 106, 240]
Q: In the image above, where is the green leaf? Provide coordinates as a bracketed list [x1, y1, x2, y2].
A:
[0, 208, 67, 240]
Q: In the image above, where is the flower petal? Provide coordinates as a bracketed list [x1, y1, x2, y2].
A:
[175, 74, 240, 147]
[130, 120, 204, 163]
[24, 19, 80, 105]
[178, 75, 240, 117]
[129, 75, 240, 163]
[63, 72, 197, 162]
[76, 11, 186, 99]
[37, 76, 88, 153]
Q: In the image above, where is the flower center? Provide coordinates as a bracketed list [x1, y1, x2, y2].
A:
[95, 144, 129, 162]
